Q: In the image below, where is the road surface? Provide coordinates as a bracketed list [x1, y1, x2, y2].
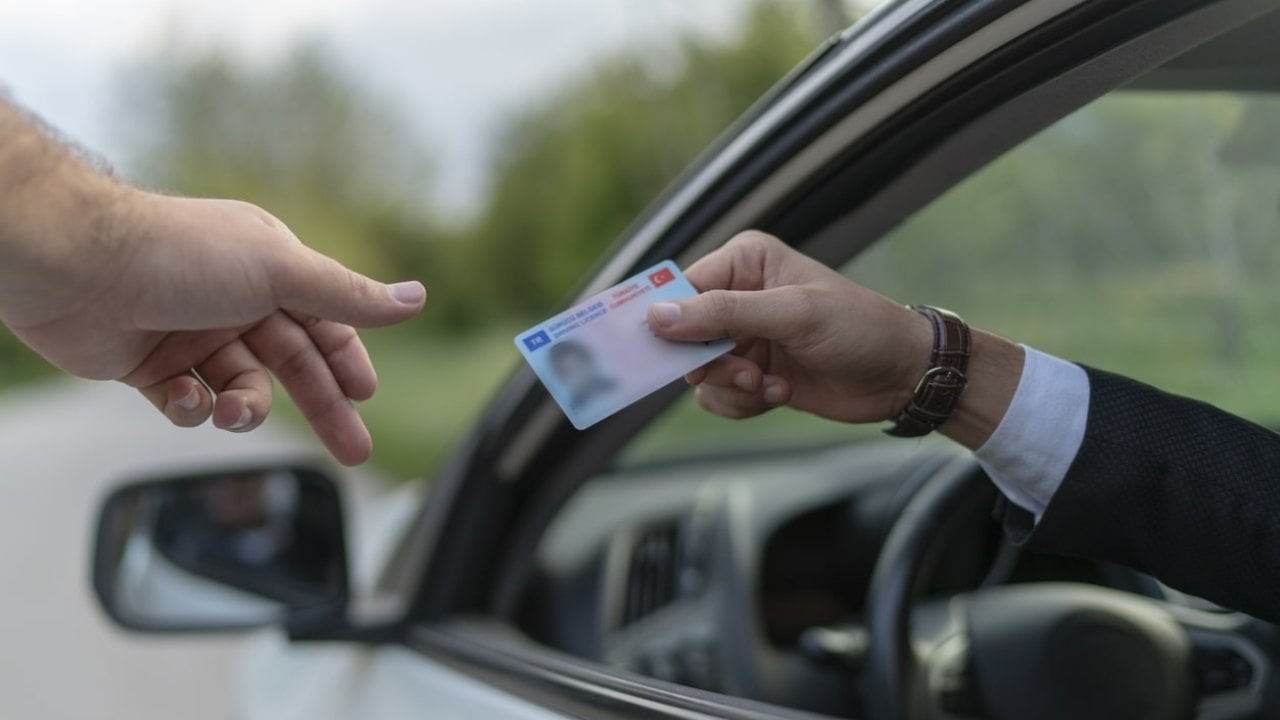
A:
[0, 378, 352, 719]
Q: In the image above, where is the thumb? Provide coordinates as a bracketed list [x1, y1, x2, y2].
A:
[648, 287, 803, 343]
[275, 247, 427, 328]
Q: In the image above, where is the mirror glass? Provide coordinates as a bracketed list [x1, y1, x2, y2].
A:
[93, 466, 348, 631]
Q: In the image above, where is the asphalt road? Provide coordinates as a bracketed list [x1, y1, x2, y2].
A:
[0, 378, 337, 720]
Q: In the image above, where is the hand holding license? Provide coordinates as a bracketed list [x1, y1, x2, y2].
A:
[515, 261, 733, 429]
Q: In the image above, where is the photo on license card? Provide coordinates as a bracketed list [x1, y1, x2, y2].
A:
[515, 261, 733, 429]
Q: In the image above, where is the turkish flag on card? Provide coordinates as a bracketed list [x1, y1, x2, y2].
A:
[648, 267, 676, 287]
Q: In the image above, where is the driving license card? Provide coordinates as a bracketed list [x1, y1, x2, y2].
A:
[515, 261, 733, 430]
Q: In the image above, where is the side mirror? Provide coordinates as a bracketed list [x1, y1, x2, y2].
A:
[92, 465, 349, 632]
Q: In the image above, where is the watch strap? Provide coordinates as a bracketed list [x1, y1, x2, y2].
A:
[885, 306, 971, 438]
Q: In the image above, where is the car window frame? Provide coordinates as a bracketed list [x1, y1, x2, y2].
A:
[385, 1, 1278, 717]
[485, 0, 1278, 622]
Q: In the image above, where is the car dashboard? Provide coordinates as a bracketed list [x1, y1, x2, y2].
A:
[515, 438, 1269, 718]
[519, 441, 991, 713]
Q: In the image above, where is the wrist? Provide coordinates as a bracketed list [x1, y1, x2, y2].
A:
[882, 303, 1022, 448]
[938, 330, 1023, 450]
[884, 306, 971, 437]
[887, 306, 935, 412]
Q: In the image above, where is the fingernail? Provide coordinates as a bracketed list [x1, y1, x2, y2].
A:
[650, 302, 681, 328]
[763, 382, 785, 405]
[228, 407, 253, 431]
[733, 371, 754, 391]
[175, 387, 201, 411]
[388, 281, 426, 305]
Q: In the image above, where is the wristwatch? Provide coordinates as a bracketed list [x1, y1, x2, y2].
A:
[885, 306, 971, 438]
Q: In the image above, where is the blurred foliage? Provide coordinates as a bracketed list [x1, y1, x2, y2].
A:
[113, 40, 485, 333]
[3, 0, 1275, 482]
[0, 337, 52, 388]
[474, 1, 825, 317]
[856, 92, 1280, 401]
[0, 0, 829, 479]
[6, 0, 1275, 482]
[121, 41, 429, 220]
[625, 90, 1280, 463]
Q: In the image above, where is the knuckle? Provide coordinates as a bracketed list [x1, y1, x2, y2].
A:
[274, 342, 318, 384]
[242, 201, 290, 235]
[293, 312, 324, 330]
[344, 267, 368, 298]
[696, 386, 757, 420]
[263, 247, 306, 301]
[728, 229, 777, 251]
[777, 286, 824, 336]
[231, 366, 274, 395]
[783, 285, 818, 314]
[703, 289, 737, 322]
[694, 388, 726, 416]
[309, 393, 351, 425]
[327, 327, 362, 360]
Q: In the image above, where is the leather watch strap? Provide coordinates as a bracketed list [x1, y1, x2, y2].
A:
[885, 306, 971, 438]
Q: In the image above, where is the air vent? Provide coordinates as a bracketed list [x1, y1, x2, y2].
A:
[621, 522, 680, 627]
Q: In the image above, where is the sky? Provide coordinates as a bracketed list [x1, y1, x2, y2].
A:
[0, 0, 761, 218]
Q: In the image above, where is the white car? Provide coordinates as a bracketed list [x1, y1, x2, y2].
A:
[92, 1, 1280, 718]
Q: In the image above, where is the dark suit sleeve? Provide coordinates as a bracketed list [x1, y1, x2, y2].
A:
[996, 366, 1280, 623]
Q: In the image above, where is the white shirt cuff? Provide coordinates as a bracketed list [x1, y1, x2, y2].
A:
[974, 345, 1089, 522]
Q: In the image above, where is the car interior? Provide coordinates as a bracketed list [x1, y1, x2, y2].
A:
[484, 7, 1280, 719]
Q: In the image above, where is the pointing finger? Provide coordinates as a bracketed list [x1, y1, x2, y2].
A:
[285, 311, 377, 402]
[244, 311, 372, 466]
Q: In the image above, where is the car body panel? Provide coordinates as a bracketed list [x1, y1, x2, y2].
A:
[239, 633, 574, 720]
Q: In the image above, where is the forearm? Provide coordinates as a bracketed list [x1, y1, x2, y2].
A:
[0, 100, 124, 323]
[0, 102, 120, 258]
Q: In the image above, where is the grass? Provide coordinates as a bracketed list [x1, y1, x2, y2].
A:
[274, 323, 523, 483]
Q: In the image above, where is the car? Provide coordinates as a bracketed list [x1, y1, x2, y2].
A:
[90, 1, 1280, 718]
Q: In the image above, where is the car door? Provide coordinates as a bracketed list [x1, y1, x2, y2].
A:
[244, 0, 1280, 718]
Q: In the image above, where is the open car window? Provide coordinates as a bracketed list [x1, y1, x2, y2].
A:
[851, 89, 1280, 421]
[622, 88, 1280, 468]
[472, 7, 1280, 720]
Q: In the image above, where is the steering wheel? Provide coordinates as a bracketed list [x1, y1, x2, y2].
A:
[861, 455, 1271, 720]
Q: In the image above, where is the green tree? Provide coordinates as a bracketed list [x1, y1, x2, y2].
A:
[475, 1, 828, 317]
[113, 40, 490, 328]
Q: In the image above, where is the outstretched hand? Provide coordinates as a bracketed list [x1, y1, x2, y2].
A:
[646, 231, 931, 423]
[0, 190, 426, 465]
[646, 231, 1022, 448]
